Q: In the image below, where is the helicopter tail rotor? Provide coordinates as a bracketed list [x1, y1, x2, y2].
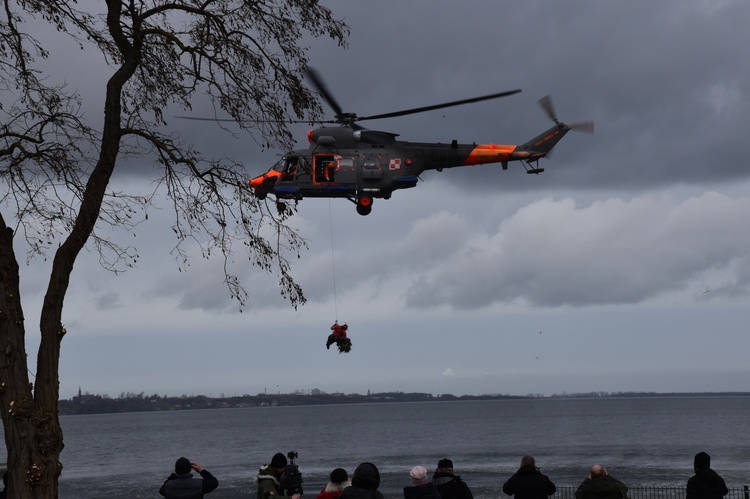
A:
[537, 95, 594, 134]
[513, 96, 594, 165]
[538, 95, 559, 125]
[568, 119, 595, 134]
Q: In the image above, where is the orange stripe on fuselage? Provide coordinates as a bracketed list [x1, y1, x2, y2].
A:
[464, 144, 517, 166]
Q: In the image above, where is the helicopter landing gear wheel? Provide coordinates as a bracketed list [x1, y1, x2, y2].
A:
[356, 195, 373, 216]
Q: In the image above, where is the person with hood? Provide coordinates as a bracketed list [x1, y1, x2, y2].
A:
[575, 465, 628, 499]
[687, 452, 728, 499]
[317, 468, 351, 499]
[432, 458, 474, 499]
[339, 462, 384, 499]
[503, 456, 556, 499]
[257, 452, 302, 499]
[404, 465, 442, 499]
[159, 457, 219, 498]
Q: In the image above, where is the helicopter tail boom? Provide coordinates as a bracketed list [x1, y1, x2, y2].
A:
[517, 124, 572, 158]
[460, 124, 571, 168]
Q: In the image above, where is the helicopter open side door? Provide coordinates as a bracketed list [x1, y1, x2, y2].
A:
[312, 154, 356, 185]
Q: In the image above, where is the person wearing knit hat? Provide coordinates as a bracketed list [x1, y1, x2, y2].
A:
[316, 468, 351, 499]
[256, 452, 301, 499]
[687, 452, 728, 499]
[159, 456, 219, 498]
[271, 453, 288, 469]
[432, 458, 474, 499]
[404, 465, 441, 499]
[340, 463, 384, 499]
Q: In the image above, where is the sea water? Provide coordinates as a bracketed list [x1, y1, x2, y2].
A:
[3, 397, 750, 498]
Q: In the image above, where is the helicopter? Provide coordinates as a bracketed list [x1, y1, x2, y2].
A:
[248, 69, 593, 216]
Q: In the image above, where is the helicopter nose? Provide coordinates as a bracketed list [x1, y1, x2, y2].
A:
[249, 173, 270, 188]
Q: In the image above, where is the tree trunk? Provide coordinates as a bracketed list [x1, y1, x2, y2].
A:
[0, 3, 135, 494]
[0, 219, 63, 498]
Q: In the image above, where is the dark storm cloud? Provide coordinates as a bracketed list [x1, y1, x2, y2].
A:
[302, 0, 750, 194]
[14, 0, 750, 398]
[25, 0, 748, 192]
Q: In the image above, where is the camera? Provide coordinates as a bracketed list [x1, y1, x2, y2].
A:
[280, 451, 303, 495]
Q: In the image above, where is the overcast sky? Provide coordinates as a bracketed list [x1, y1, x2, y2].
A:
[14, 0, 750, 399]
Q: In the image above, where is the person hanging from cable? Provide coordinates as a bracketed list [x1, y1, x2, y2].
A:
[326, 321, 352, 353]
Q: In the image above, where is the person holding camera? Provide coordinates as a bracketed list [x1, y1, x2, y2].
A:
[257, 452, 302, 499]
[502, 456, 556, 499]
[159, 457, 219, 499]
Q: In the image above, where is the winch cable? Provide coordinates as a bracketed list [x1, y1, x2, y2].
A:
[328, 199, 339, 322]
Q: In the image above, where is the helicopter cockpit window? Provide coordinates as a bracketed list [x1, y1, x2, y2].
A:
[270, 158, 286, 173]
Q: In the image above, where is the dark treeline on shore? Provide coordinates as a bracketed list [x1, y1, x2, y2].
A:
[58, 389, 750, 415]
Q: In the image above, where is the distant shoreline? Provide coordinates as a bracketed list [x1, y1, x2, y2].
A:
[59, 390, 750, 415]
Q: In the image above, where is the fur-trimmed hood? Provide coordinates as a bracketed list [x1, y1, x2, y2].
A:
[324, 479, 351, 493]
[256, 464, 282, 484]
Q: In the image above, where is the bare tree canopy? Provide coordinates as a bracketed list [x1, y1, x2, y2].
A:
[0, 1, 347, 496]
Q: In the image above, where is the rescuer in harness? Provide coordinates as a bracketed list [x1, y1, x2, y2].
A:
[326, 322, 352, 353]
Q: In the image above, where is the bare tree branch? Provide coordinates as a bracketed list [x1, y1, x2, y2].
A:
[0, 1, 348, 496]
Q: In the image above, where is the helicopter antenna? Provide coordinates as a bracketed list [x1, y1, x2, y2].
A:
[328, 199, 339, 321]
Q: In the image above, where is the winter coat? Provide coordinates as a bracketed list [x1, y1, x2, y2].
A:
[575, 475, 628, 499]
[687, 468, 728, 499]
[340, 463, 384, 499]
[257, 465, 288, 499]
[433, 472, 474, 499]
[159, 470, 219, 499]
[405, 482, 442, 499]
[317, 480, 351, 499]
[503, 466, 556, 499]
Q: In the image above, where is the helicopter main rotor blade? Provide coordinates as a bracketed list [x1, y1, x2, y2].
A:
[357, 88, 522, 122]
[173, 115, 337, 125]
[306, 67, 346, 119]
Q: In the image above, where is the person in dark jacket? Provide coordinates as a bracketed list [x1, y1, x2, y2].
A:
[432, 458, 474, 499]
[687, 452, 728, 499]
[340, 462, 385, 499]
[404, 466, 442, 499]
[503, 456, 556, 499]
[575, 465, 628, 499]
[159, 457, 219, 499]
